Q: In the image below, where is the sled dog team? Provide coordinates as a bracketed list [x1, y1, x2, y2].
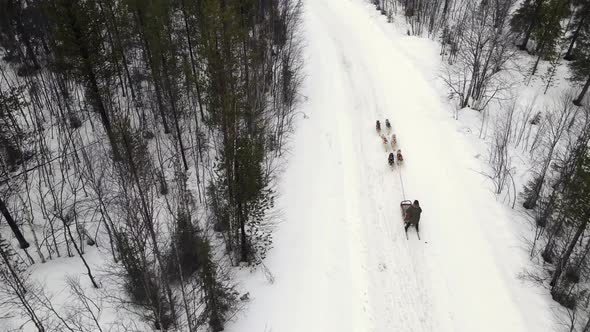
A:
[375, 119, 421, 238]
[376, 119, 403, 167]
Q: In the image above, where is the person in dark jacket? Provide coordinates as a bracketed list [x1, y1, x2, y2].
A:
[404, 200, 422, 232]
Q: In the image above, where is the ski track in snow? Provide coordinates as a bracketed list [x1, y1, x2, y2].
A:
[228, 0, 553, 331]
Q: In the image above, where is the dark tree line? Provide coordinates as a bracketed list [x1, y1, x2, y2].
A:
[0, 0, 301, 330]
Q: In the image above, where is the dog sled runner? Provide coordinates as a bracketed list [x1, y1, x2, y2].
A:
[400, 200, 420, 240]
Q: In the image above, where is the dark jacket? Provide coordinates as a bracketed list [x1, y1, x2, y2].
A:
[406, 205, 422, 224]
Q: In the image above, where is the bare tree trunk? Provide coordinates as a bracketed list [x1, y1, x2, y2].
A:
[0, 197, 30, 249]
[132, 6, 171, 134]
[564, 15, 586, 61]
[180, 0, 206, 122]
[519, 0, 542, 51]
[101, 0, 136, 99]
[161, 52, 189, 171]
[574, 75, 590, 106]
[61, 216, 99, 288]
[551, 219, 587, 287]
[530, 53, 542, 77]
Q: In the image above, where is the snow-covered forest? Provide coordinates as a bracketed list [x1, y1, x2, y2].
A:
[0, 0, 301, 330]
[1, 0, 590, 330]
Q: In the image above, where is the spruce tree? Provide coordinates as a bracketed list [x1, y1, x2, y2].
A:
[0, 84, 29, 171]
[529, 0, 568, 76]
[564, 0, 590, 60]
[48, 0, 122, 159]
[197, 237, 236, 332]
[511, 0, 543, 50]
[0, 84, 30, 249]
[571, 23, 590, 105]
[549, 150, 590, 307]
[0, 0, 49, 72]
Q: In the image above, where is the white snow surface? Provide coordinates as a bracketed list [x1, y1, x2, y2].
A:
[228, 0, 556, 331]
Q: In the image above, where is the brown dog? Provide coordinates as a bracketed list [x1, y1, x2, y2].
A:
[396, 149, 404, 163]
[381, 134, 390, 151]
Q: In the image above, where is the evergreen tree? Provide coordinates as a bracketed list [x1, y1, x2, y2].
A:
[564, 0, 590, 60]
[571, 24, 590, 105]
[511, 0, 543, 50]
[528, 0, 568, 76]
[549, 149, 590, 307]
[115, 230, 174, 330]
[196, 236, 236, 332]
[0, 84, 29, 171]
[512, 0, 568, 55]
[0, 0, 49, 72]
[122, 0, 175, 134]
[47, 0, 121, 159]
[167, 208, 205, 281]
[0, 84, 30, 250]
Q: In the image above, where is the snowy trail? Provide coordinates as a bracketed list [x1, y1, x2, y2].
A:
[229, 0, 552, 331]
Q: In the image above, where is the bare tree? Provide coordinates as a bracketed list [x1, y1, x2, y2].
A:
[442, 0, 517, 111]
[0, 234, 44, 331]
[64, 276, 104, 332]
[523, 93, 579, 209]
[487, 100, 516, 194]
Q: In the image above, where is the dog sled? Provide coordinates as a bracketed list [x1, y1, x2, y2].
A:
[400, 200, 412, 220]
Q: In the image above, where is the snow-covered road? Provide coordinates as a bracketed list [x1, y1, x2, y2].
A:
[229, 0, 553, 331]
